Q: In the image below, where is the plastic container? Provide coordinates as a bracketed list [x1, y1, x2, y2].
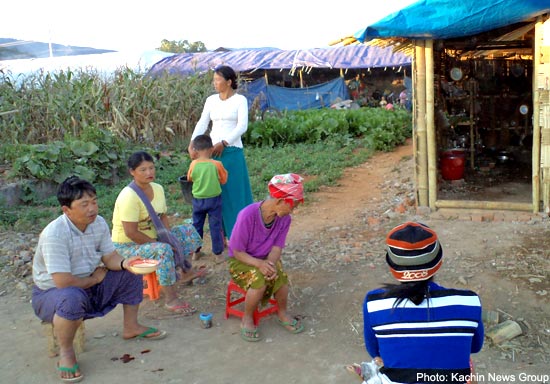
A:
[199, 312, 213, 328]
[178, 175, 194, 204]
[440, 149, 466, 180]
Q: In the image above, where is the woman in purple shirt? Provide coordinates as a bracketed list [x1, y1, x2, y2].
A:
[228, 173, 305, 342]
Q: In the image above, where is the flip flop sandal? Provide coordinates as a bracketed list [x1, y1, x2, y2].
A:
[136, 327, 167, 340]
[57, 362, 84, 383]
[277, 318, 304, 334]
[164, 302, 197, 316]
[240, 327, 262, 342]
[345, 363, 363, 382]
[124, 327, 167, 340]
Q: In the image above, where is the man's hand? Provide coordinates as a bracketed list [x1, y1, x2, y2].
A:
[91, 266, 108, 285]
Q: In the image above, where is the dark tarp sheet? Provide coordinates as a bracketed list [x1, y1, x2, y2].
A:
[147, 45, 411, 77]
[241, 77, 350, 112]
[353, 0, 550, 41]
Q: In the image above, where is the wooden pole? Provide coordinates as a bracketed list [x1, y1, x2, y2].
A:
[415, 41, 429, 207]
[435, 200, 532, 211]
[425, 40, 437, 209]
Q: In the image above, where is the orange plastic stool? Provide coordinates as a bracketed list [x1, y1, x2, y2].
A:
[224, 279, 278, 326]
[143, 272, 160, 300]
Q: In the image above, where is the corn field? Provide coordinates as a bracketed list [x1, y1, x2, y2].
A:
[0, 67, 214, 145]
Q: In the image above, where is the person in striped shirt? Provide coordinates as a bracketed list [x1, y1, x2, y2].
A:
[349, 221, 484, 384]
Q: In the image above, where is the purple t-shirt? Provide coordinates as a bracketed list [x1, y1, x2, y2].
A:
[228, 202, 291, 258]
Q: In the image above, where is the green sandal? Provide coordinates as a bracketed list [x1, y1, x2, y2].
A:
[277, 318, 304, 334]
[240, 327, 262, 342]
[57, 363, 84, 383]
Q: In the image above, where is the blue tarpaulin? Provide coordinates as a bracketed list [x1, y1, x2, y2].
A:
[146, 45, 411, 78]
[354, 0, 550, 41]
[240, 77, 350, 112]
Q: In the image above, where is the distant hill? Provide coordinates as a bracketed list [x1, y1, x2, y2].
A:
[0, 38, 115, 60]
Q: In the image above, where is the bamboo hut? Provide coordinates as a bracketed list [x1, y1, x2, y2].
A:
[339, 0, 550, 213]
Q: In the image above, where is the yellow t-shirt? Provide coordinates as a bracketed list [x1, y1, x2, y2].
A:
[111, 183, 167, 243]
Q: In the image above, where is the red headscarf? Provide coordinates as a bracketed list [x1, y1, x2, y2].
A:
[268, 173, 304, 205]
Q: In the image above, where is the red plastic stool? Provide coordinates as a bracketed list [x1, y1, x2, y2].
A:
[224, 280, 278, 326]
[143, 271, 160, 300]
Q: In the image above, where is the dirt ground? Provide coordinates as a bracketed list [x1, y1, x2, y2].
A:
[2, 139, 549, 384]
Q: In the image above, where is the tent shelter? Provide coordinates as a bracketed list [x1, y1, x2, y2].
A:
[345, 0, 550, 214]
[147, 45, 411, 77]
[146, 45, 412, 112]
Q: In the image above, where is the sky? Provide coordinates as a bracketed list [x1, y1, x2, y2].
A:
[2, 0, 418, 52]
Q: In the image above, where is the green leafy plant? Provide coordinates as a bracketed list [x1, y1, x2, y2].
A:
[245, 108, 411, 148]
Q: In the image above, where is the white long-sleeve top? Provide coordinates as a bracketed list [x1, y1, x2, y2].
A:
[191, 93, 248, 148]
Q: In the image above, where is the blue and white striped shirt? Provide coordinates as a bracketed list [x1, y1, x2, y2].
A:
[363, 282, 484, 383]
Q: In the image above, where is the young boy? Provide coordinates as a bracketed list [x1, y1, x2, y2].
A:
[187, 134, 228, 257]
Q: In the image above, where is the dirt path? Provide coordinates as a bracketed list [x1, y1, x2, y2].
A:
[2, 139, 549, 384]
[288, 142, 414, 241]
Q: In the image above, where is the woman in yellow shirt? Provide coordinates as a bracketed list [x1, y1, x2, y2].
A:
[112, 151, 203, 315]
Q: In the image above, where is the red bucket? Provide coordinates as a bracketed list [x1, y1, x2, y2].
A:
[440, 150, 466, 180]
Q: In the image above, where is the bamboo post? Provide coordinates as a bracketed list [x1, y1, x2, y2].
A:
[486, 320, 523, 345]
[532, 18, 542, 212]
[533, 17, 550, 213]
[411, 48, 419, 207]
[469, 79, 476, 170]
[482, 310, 500, 327]
[425, 40, 437, 209]
[415, 41, 429, 207]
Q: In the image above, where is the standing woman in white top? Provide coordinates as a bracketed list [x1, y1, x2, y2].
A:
[188, 65, 253, 241]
